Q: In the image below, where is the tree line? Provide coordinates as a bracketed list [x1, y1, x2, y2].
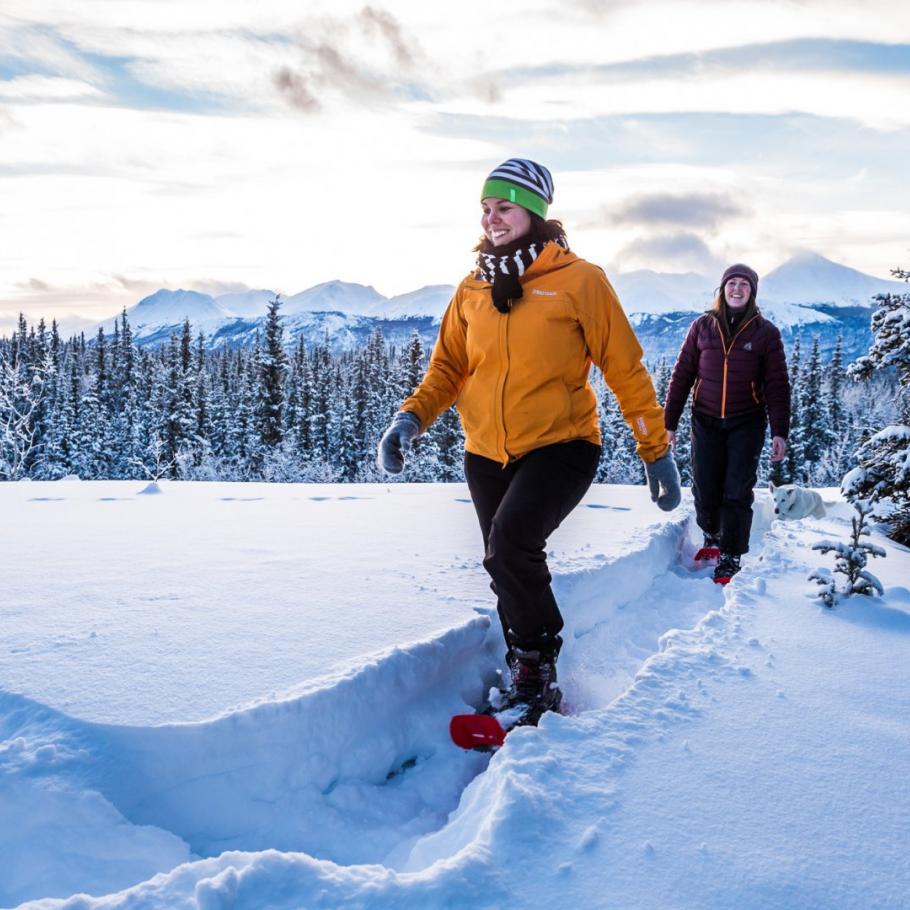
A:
[0, 298, 902, 497]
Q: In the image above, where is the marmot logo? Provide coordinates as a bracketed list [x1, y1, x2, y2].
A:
[743, 342, 753, 351]
[531, 289, 558, 296]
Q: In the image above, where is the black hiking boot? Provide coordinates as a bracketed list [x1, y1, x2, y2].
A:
[500, 647, 563, 727]
[712, 553, 741, 586]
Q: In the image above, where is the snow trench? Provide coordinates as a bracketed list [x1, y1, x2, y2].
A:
[2, 505, 764, 907]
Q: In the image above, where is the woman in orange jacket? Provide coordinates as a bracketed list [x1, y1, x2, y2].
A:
[378, 158, 680, 725]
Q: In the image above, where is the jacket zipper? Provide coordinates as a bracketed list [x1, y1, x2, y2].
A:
[498, 308, 511, 463]
[719, 315, 758, 418]
[751, 381, 760, 405]
[693, 378, 703, 402]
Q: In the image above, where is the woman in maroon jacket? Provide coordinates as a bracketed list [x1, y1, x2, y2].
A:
[664, 263, 790, 584]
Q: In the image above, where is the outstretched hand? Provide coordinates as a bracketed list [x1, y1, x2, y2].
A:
[644, 452, 681, 511]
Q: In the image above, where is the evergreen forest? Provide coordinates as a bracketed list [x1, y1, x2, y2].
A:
[0, 298, 901, 490]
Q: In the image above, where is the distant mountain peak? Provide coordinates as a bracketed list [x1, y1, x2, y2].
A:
[763, 251, 904, 305]
[135, 288, 211, 308]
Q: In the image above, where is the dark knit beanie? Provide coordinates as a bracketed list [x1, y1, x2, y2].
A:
[721, 263, 759, 295]
[481, 158, 554, 218]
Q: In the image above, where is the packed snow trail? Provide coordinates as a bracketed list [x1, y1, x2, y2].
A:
[2, 491, 699, 906]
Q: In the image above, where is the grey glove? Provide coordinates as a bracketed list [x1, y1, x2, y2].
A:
[644, 452, 681, 511]
[377, 411, 421, 475]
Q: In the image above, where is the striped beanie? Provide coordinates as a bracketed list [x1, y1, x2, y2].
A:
[481, 158, 554, 219]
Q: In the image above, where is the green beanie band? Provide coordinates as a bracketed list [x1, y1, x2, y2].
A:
[481, 179, 549, 218]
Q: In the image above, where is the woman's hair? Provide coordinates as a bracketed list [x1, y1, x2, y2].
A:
[474, 215, 569, 254]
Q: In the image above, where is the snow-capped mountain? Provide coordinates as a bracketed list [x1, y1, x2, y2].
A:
[283, 281, 385, 316]
[610, 270, 715, 315]
[94, 253, 905, 362]
[130, 288, 227, 329]
[214, 289, 277, 319]
[377, 285, 455, 319]
[762, 251, 907, 306]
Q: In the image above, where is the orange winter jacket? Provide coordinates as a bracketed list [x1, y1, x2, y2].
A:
[401, 243, 669, 466]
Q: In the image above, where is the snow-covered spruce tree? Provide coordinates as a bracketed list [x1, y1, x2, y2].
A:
[651, 356, 692, 483]
[306, 336, 333, 467]
[0, 335, 54, 480]
[593, 369, 644, 484]
[844, 286, 910, 545]
[39, 342, 74, 479]
[827, 334, 847, 438]
[809, 499, 886, 608]
[393, 330, 433, 481]
[257, 297, 287, 451]
[801, 337, 835, 470]
[428, 404, 465, 482]
[326, 361, 360, 481]
[783, 335, 804, 483]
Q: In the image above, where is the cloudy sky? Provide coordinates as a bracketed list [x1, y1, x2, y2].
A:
[1, 0, 909, 332]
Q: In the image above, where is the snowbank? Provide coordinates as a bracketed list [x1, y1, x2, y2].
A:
[2, 484, 909, 909]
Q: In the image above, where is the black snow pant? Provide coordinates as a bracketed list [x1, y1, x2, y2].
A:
[463, 439, 601, 656]
[690, 409, 767, 556]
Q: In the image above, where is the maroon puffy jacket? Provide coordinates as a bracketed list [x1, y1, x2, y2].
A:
[664, 310, 790, 438]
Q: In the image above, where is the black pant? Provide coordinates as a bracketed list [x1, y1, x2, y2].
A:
[464, 440, 601, 654]
[691, 410, 766, 556]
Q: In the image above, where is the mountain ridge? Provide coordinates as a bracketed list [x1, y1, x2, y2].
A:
[92, 253, 906, 362]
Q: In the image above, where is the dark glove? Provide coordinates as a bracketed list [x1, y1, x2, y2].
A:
[377, 411, 421, 475]
[644, 453, 681, 511]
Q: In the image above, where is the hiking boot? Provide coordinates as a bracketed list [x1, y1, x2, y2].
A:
[501, 647, 563, 726]
[712, 553, 741, 586]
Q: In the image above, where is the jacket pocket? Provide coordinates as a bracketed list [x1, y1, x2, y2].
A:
[751, 381, 761, 405]
[693, 378, 703, 403]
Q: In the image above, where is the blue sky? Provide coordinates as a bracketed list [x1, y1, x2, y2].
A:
[1, 0, 908, 331]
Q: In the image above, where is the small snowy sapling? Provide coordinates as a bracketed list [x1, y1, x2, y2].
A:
[129, 432, 175, 483]
[809, 499, 886, 608]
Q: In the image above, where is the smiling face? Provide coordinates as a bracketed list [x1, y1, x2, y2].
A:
[481, 197, 533, 246]
[724, 276, 752, 309]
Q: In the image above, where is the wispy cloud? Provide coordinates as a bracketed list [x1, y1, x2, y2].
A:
[612, 232, 725, 275]
[611, 192, 747, 230]
[501, 38, 910, 84]
[359, 6, 416, 68]
[274, 7, 428, 114]
[0, 74, 102, 101]
[272, 66, 319, 112]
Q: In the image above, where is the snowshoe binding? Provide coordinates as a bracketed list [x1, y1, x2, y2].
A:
[694, 533, 721, 563]
[499, 646, 563, 727]
[712, 553, 741, 586]
[450, 645, 563, 751]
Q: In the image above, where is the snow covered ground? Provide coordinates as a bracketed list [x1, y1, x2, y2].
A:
[1, 481, 908, 909]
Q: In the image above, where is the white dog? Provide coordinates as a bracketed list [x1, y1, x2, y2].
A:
[769, 481, 826, 520]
